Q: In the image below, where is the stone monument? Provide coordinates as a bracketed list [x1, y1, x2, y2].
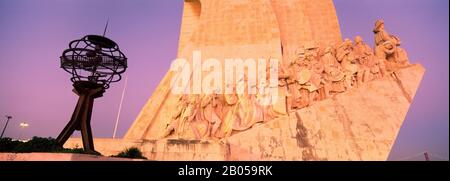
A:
[65, 0, 425, 161]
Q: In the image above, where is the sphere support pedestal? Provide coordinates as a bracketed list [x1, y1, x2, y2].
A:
[56, 81, 105, 154]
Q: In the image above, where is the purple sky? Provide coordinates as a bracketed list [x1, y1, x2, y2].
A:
[0, 0, 448, 161]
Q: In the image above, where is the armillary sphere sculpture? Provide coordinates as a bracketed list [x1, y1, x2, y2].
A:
[57, 34, 127, 154]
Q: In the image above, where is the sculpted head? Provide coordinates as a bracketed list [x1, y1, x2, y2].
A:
[373, 19, 385, 33]
[354, 36, 363, 44]
[341, 38, 353, 49]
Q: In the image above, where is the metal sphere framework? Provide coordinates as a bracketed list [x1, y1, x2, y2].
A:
[60, 35, 127, 89]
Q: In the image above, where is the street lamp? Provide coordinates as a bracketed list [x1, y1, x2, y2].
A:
[19, 122, 29, 128]
[0, 115, 12, 139]
[19, 122, 29, 141]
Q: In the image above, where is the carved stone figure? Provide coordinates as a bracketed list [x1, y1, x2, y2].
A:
[257, 81, 278, 121]
[161, 94, 188, 138]
[257, 64, 281, 120]
[337, 39, 358, 89]
[320, 46, 345, 97]
[306, 45, 325, 102]
[200, 92, 223, 139]
[220, 83, 239, 138]
[373, 19, 400, 47]
[353, 36, 375, 84]
[373, 19, 409, 72]
[225, 78, 265, 137]
[177, 94, 201, 138]
[285, 47, 305, 110]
